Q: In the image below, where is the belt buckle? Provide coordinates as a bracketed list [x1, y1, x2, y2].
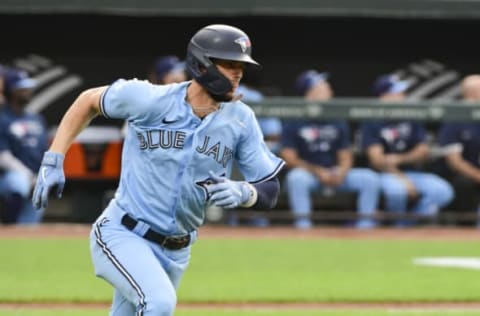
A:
[162, 235, 190, 250]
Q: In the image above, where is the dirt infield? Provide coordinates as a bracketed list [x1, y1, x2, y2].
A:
[2, 224, 480, 311]
[1, 223, 479, 241]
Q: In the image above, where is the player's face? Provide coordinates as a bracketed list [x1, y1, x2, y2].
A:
[214, 60, 244, 98]
[12, 88, 34, 106]
[306, 81, 333, 101]
[380, 92, 406, 102]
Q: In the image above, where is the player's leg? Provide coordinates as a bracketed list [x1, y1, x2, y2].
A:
[0, 171, 30, 223]
[339, 168, 380, 229]
[109, 289, 135, 316]
[285, 167, 321, 229]
[406, 171, 454, 216]
[90, 219, 180, 316]
[379, 173, 409, 227]
[17, 200, 44, 224]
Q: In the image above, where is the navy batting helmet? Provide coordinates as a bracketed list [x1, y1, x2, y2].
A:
[186, 24, 260, 98]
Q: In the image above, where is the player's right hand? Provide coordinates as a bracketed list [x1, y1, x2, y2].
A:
[32, 151, 66, 210]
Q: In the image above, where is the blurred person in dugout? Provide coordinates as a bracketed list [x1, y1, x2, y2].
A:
[236, 66, 283, 155]
[280, 70, 381, 230]
[437, 75, 480, 224]
[0, 64, 6, 107]
[0, 69, 48, 224]
[360, 74, 453, 226]
[122, 55, 188, 137]
[148, 55, 187, 85]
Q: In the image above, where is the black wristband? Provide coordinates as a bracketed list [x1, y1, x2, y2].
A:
[251, 177, 280, 210]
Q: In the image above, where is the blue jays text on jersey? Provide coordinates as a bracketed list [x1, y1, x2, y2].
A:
[100, 79, 284, 235]
[136, 131, 234, 168]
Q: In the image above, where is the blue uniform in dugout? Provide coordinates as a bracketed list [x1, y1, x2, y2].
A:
[31, 24, 284, 316]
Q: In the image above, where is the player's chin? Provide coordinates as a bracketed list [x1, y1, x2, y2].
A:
[222, 91, 236, 102]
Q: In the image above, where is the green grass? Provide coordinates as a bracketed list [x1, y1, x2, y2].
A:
[1, 238, 480, 303]
[1, 309, 480, 316]
[182, 239, 480, 302]
[0, 239, 110, 302]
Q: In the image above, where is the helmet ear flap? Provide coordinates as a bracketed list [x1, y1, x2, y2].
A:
[186, 43, 233, 97]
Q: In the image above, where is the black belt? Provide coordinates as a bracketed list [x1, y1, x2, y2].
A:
[121, 214, 191, 250]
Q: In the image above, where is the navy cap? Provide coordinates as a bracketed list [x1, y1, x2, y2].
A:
[373, 74, 410, 96]
[154, 56, 185, 81]
[295, 70, 329, 95]
[4, 69, 36, 93]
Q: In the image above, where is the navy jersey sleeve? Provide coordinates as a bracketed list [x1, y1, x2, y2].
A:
[337, 122, 351, 150]
[360, 122, 380, 149]
[438, 123, 459, 146]
[280, 122, 298, 148]
[411, 123, 427, 144]
[0, 116, 9, 151]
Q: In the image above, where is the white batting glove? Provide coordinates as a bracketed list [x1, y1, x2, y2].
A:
[207, 171, 257, 208]
[32, 151, 65, 210]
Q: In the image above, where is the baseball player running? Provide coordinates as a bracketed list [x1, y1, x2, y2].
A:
[32, 24, 285, 316]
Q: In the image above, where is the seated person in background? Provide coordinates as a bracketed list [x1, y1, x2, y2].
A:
[437, 75, 480, 221]
[280, 70, 380, 229]
[258, 118, 282, 155]
[360, 74, 453, 226]
[0, 69, 48, 224]
[0, 64, 6, 106]
[148, 55, 187, 85]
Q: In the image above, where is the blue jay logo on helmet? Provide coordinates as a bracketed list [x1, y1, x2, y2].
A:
[234, 37, 251, 53]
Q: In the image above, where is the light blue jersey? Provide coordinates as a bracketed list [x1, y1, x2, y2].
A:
[100, 79, 284, 235]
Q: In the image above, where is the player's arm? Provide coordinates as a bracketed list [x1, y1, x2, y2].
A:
[445, 151, 480, 183]
[335, 148, 353, 180]
[32, 86, 106, 210]
[250, 177, 280, 210]
[392, 143, 429, 166]
[0, 150, 34, 178]
[367, 144, 406, 173]
[49, 87, 106, 154]
[280, 147, 329, 174]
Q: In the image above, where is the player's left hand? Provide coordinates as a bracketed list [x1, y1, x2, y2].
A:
[32, 151, 65, 210]
[207, 171, 253, 208]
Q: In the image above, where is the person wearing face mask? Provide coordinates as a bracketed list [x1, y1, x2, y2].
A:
[280, 70, 381, 229]
[0, 68, 48, 224]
